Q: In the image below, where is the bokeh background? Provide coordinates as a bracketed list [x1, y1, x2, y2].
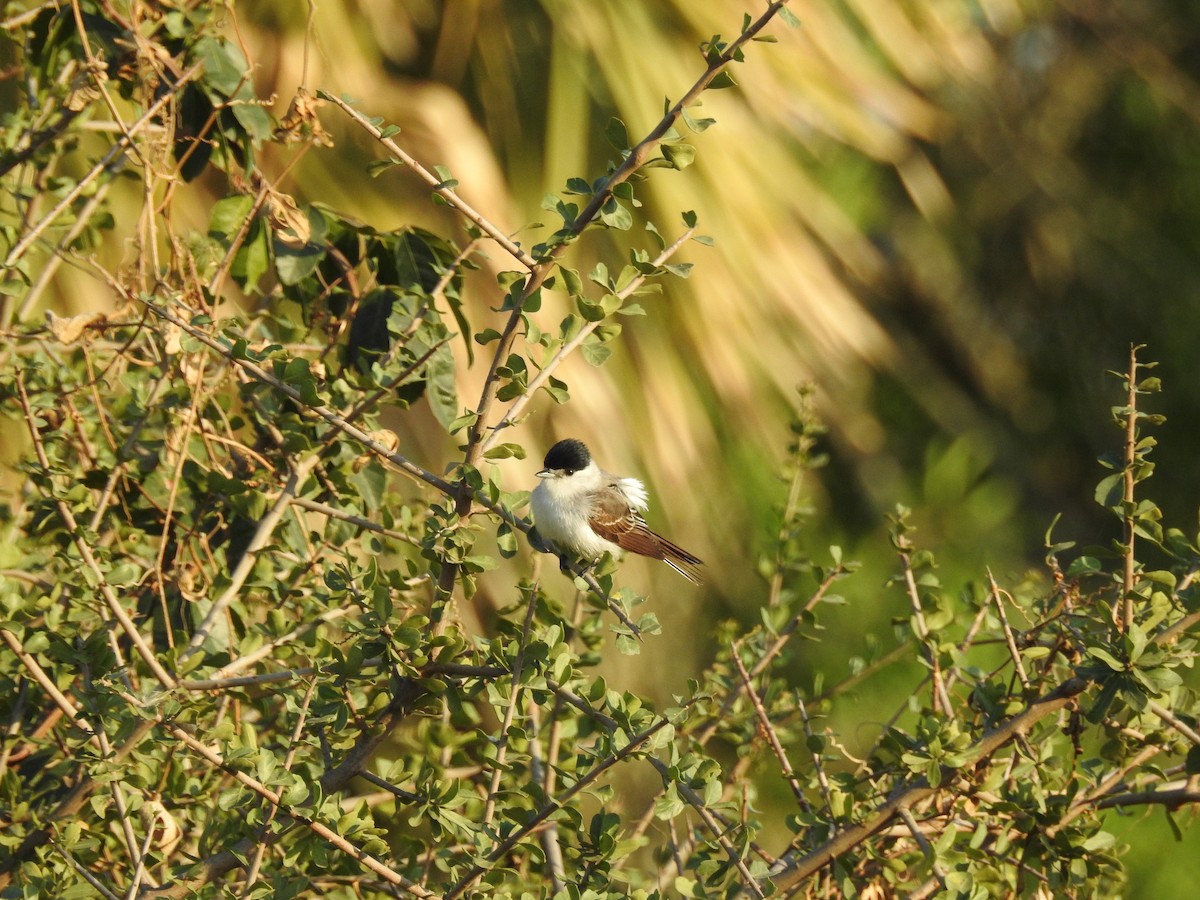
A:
[9, 0, 1200, 891]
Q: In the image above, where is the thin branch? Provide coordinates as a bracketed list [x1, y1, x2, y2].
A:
[183, 455, 320, 657]
[242, 679, 318, 894]
[202, 606, 352, 682]
[797, 695, 833, 816]
[695, 565, 845, 746]
[899, 550, 953, 715]
[0, 629, 99, 743]
[356, 770, 423, 805]
[526, 703, 566, 893]
[2, 62, 203, 273]
[730, 640, 809, 812]
[482, 584, 539, 829]
[150, 710, 439, 899]
[647, 756, 767, 900]
[137, 296, 453, 495]
[291, 496, 421, 546]
[478, 226, 695, 454]
[1148, 700, 1200, 746]
[768, 677, 1088, 890]
[55, 845, 122, 900]
[461, 0, 790, 464]
[896, 806, 948, 891]
[15, 375, 178, 689]
[1044, 742, 1162, 839]
[988, 569, 1031, 691]
[321, 92, 536, 272]
[444, 716, 674, 898]
[1119, 344, 1139, 633]
[1095, 782, 1200, 811]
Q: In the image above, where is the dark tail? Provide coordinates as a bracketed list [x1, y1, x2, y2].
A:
[658, 535, 704, 585]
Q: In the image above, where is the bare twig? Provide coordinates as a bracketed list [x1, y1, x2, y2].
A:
[730, 640, 809, 811]
[988, 569, 1031, 690]
[898, 550, 953, 715]
[896, 806, 948, 891]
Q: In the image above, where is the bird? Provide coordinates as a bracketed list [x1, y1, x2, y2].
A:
[530, 438, 704, 584]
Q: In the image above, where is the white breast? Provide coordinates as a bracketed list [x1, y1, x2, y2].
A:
[531, 467, 625, 560]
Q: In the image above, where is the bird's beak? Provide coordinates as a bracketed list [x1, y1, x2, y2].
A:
[535, 468, 555, 479]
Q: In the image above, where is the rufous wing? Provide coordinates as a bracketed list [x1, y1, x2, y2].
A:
[587, 489, 704, 584]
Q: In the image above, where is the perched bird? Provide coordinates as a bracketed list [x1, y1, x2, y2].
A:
[530, 438, 704, 584]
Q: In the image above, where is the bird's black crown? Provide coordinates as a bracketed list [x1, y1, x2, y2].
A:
[543, 438, 591, 474]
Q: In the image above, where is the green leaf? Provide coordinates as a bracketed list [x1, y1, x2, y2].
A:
[1186, 745, 1200, 775]
[682, 108, 717, 133]
[559, 266, 584, 297]
[599, 198, 633, 231]
[273, 210, 326, 286]
[1087, 646, 1126, 671]
[192, 36, 250, 96]
[581, 339, 613, 367]
[1065, 556, 1101, 576]
[367, 159, 400, 178]
[209, 195, 255, 238]
[605, 117, 630, 152]
[543, 376, 570, 404]
[708, 71, 738, 90]
[350, 462, 387, 511]
[483, 443, 526, 460]
[425, 343, 459, 431]
[588, 262, 610, 289]
[662, 143, 696, 170]
[1094, 471, 1124, 509]
[234, 217, 271, 292]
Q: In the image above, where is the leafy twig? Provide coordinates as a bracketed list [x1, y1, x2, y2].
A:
[2, 62, 203, 275]
[767, 677, 1088, 891]
[15, 375, 178, 689]
[321, 92, 537, 272]
[988, 568, 1031, 691]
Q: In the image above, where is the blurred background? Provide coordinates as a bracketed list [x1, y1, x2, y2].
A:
[10, 0, 1200, 890]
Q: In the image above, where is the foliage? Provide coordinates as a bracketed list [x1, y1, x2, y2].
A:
[2, 2, 1200, 899]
